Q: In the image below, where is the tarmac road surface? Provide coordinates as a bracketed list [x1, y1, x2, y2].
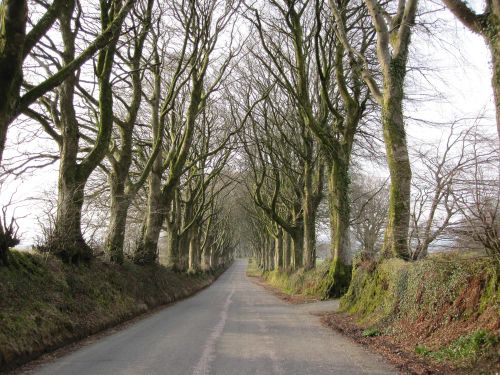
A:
[32, 259, 397, 375]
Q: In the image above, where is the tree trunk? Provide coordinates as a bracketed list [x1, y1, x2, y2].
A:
[268, 239, 274, 271]
[134, 171, 164, 264]
[50, 173, 92, 263]
[381, 60, 412, 259]
[323, 160, 352, 296]
[283, 231, 291, 270]
[487, 11, 500, 146]
[201, 246, 210, 271]
[0, 0, 27, 166]
[188, 227, 201, 273]
[45, 0, 89, 262]
[134, 108, 164, 264]
[291, 229, 304, 269]
[175, 231, 188, 271]
[303, 162, 316, 270]
[209, 246, 216, 269]
[274, 227, 283, 271]
[167, 225, 180, 268]
[105, 173, 131, 263]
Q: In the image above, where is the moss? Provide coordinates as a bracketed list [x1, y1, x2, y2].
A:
[341, 253, 499, 370]
[342, 255, 499, 325]
[362, 327, 381, 337]
[478, 265, 499, 314]
[340, 258, 407, 325]
[415, 330, 499, 364]
[318, 259, 352, 299]
[254, 260, 332, 299]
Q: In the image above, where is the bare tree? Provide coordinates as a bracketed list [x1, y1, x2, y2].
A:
[350, 174, 388, 256]
[452, 126, 500, 263]
[408, 124, 474, 259]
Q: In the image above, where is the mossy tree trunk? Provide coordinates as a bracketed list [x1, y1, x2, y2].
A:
[162, 190, 181, 268]
[329, 0, 417, 260]
[48, 0, 123, 263]
[0, 0, 26, 165]
[51, 175, 91, 262]
[188, 226, 201, 273]
[166, 224, 180, 268]
[49, 4, 90, 260]
[283, 231, 291, 270]
[262, 236, 269, 271]
[291, 228, 304, 269]
[274, 226, 283, 271]
[132, 73, 164, 265]
[134, 160, 164, 265]
[177, 204, 193, 272]
[325, 159, 352, 296]
[268, 236, 275, 270]
[303, 161, 316, 270]
[380, 60, 412, 259]
[106, 168, 132, 264]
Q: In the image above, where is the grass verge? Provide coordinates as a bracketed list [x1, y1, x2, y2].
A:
[246, 258, 332, 300]
[333, 253, 499, 373]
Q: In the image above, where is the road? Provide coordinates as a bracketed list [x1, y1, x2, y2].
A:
[32, 259, 397, 375]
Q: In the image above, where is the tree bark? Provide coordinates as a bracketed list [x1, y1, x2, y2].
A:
[0, 0, 26, 165]
[188, 226, 201, 272]
[328, 159, 351, 262]
[487, 8, 500, 146]
[291, 229, 304, 269]
[105, 129, 134, 263]
[136, 71, 203, 265]
[274, 226, 283, 271]
[105, 178, 131, 263]
[104, 0, 153, 262]
[50, 173, 92, 262]
[381, 62, 412, 259]
[267, 237, 275, 271]
[283, 231, 291, 270]
[134, 163, 164, 264]
[303, 162, 317, 270]
[167, 225, 180, 268]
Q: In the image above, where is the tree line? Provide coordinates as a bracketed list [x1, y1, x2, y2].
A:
[0, 0, 241, 270]
[0, 0, 498, 290]
[235, 0, 499, 296]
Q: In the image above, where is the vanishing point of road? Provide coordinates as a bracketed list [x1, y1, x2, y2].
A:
[31, 260, 397, 375]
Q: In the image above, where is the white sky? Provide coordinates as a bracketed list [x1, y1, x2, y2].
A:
[2, 3, 497, 246]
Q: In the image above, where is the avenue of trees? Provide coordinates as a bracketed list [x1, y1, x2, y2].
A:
[0, 0, 498, 294]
